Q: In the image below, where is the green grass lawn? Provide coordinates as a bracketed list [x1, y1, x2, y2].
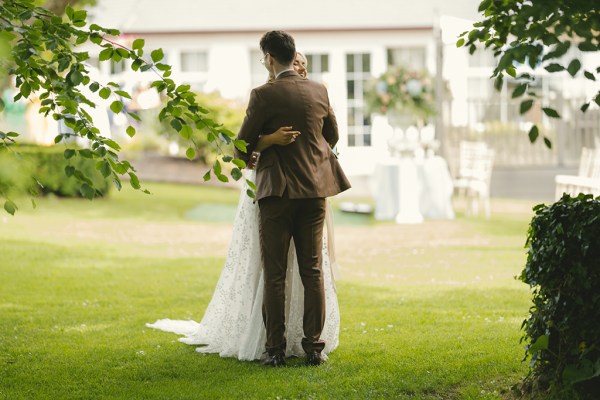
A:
[0, 183, 538, 399]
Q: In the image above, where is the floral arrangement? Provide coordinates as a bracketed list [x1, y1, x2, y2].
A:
[365, 66, 437, 124]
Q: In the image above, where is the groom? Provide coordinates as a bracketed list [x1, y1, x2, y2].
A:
[235, 31, 351, 367]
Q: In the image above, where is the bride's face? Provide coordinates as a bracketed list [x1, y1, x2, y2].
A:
[293, 54, 308, 78]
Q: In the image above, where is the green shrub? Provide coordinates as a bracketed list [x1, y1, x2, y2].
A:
[519, 194, 600, 399]
[0, 144, 111, 198]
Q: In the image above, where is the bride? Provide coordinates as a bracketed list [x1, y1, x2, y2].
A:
[147, 52, 341, 362]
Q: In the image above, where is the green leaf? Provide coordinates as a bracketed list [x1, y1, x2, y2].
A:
[129, 172, 141, 189]
[542, 107, 561, 118]
[506, 66, 516, 78]
[99, 87, 111, 99]
[126, 126, 136, 138]
[3, 199, 17, 216]
[151, 48, 164, 63]
[528, 125, 539, 143]
[99, 161, 111, 178]
[520, 99, 534, 114]
[478, 0, 492, 12]
[581, 103, 590, 113]
[89, 82, 100, 92]
[233, 140, 248, 153]
[584, 71, 596, 81]
[528, 335, 549, 353]
[79, 149, 94, 158]
[567, 59, 581, 77]
[246, 189, 256, 199]
[69, 70, 84, 86]
[231, 168, 243, 181]
[20, 82, 31, 98]
[595, 94, 600, 107]
[116, 48, 129, 59]
[494, 74, 503, 91]
[203, 170, 211, 181]
[170, 119, 182, 132]
[65, 5, 74, 20]
[128, 112, 142, 122]
[80, 183, 95, 200]
[543, 137, 552, 149]
[222, 156, 233, 162]
[73, 10, 87, 23]
[113, 176, 122, 191]
[90, 33, 103, 45]
[131, 59, 143, 71]
[180, 124, 193, 139]
[232, 158, 246, 169]
[132, 38, 145, 50]
[217, 174, 229, 183]
[544, 63, 564, 73]
[456, 38, 465, 48]
[213, 160, 222, 175]
[110, 101, 123, 114]
[114, 90, 132, 99]
[155, 63, 171, 71]
[578, 42, 597, 52]
[99, 48, 113, 61]
[185, 147, 196, 160]
[64, 149, 76, 159]
[103, 139, 121, 151]
[246, 179, 257, 191]
[65, 165, 75, 177]
[218, 132, 232, 144]
[512, 83, 528, 99]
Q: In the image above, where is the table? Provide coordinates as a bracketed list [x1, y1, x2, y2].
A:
[372, 156, 455, 223]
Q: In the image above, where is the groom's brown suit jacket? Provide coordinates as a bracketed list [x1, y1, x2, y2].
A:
[235, 70, 351, 200]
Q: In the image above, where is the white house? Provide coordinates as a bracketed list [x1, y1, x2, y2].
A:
[86, 0, 486, 177]
[86, 0, 600, 182]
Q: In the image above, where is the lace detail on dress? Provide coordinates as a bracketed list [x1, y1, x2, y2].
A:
[147, 170, 340, 360]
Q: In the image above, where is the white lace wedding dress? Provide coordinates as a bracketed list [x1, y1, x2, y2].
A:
[147, 171, 340, 360]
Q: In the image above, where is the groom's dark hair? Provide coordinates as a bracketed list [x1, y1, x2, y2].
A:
[260, 30, 296, 66]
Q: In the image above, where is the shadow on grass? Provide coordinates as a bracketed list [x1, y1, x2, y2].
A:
[184, 202, 374, 226]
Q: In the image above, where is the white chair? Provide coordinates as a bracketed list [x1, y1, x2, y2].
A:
[454, 141, 495, 218]
[555, 148, 600, 200]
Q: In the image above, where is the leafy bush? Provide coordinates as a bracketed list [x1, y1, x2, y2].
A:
[0, 144, 111, 199]
[519, 194, 600, 399]
[152, 91, 245, 164]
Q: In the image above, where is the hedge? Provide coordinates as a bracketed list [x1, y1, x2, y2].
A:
[0, 144, 111, 198]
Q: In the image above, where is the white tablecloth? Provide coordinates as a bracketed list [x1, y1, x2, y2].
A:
[372, 156, 455, 223]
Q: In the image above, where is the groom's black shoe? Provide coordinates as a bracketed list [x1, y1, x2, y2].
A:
[261, 353, 286, 367]
[305, 351, 326, 366]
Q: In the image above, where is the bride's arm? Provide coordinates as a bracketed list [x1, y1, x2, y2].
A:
[247, 126, 300, 169]
[255, 126, 300, 152]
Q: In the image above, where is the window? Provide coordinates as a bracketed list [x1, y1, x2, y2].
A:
[250, 49, 269, 89]
[387, 47, 426, 70]
[110, 60, 127, 75]
[180, 51, 208, 73]
[305, 54, 329, 83]
[346, 53, 372, 147]
[467, 48, 496, 68]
